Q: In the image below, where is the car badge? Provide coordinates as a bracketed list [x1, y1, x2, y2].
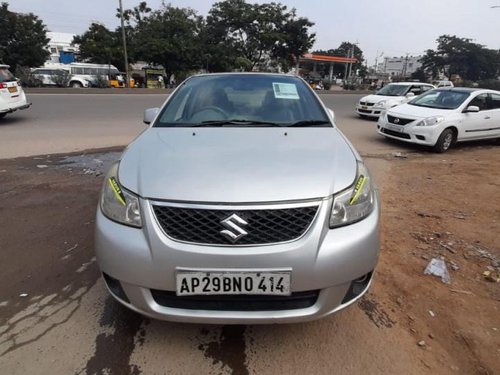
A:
[394, 118, 400, 124]
[220, 214, 248, 243]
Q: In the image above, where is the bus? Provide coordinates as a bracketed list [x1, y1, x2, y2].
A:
[40, 62, 120, 88]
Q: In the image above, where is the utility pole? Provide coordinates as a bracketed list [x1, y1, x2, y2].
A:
[347, 45, 354, 79]
[402, 53, 409, 78]
[374, 51, 383, 73]
[118, 0, 130, 88]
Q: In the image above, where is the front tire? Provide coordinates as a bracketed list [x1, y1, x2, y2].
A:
[71, 81, 83, 88]
[433, 128, 455, 153]
[0, 113, 6, 119]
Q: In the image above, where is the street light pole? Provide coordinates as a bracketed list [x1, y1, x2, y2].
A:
[118, 0, 130, 88]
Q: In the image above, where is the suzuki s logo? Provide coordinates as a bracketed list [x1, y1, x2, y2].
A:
[220, 214, 248, 243]
[394, 118, 400, 124]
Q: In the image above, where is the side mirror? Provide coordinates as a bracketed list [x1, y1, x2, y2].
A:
[406, 92, 415, 98]
[328, 108, 335, 122]
[464, 105, 480, 113]
[143, 107, 160, 124]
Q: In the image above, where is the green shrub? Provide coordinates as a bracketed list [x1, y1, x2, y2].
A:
[14, 66, 42, 87]
[94, 75, 110, 88]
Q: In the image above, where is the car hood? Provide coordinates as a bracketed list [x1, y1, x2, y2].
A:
[118, 128, 357, 203]
[360, 94, 404, 104]
[388, 103, 453, 118]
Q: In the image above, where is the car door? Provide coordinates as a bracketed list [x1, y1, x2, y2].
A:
[460, 93, 495, 140]
[486, 93, 500, 138]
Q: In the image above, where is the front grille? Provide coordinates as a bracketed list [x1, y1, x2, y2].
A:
[380, 128, 411, 139]
[152, 204, 319, 245]
[387, 115, 414, 125]
[359, 101, 374, 107]
[150, 289, 320, 311]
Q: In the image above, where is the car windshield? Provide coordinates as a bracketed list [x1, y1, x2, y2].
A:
[154, 74, 330, 127]
[376, 84, 410, 97]
[0, 68, 16, 83]
[408, 90, 470, 110]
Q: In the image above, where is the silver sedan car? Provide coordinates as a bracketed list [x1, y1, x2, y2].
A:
[95, 73, 380, 324]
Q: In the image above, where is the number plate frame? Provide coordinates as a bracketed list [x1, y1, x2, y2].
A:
[176, 271, 291, 296]
[386, 124, 405, 133]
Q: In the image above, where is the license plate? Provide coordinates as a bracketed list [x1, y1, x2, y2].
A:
[386, 124, 404, 133]
[361, 105, 367, 110]
[8, 87, 17, 93]
[176, 271, 291, 296]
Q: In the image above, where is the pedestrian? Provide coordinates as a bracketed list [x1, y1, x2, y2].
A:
[157, 75, 164, 89]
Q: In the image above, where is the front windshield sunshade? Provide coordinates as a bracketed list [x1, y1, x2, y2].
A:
[409, 90, 470, 110]
[154, 74, 330, 128]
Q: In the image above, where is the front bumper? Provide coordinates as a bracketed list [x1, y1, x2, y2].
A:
[95, 196, 380, 324]
[377, 118, 440, 146]
[355, 105, 384, 118]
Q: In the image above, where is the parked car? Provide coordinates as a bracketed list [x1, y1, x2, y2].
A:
[31, 67, 70, 86]
[95, 73, 380, 324]
[356, 82, 435, 118]
[0, 65, 31, 118]
[377, 88, 500, 152]
[435, 80, 454, 88]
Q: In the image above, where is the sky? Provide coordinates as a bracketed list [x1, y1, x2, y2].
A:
[6, 0, 500, 67]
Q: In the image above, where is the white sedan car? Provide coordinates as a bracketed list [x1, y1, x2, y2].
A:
[377, 88, 500, 152]
[356, 82, 435, 118]
[0, 65, 31, 118]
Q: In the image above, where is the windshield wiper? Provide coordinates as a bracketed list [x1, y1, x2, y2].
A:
[285, 120, 331, 127]
[193, 119, 283, 127]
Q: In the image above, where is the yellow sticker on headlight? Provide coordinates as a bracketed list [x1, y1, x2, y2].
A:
[349, 175, 367, 205]
[108, 177, 126, 206]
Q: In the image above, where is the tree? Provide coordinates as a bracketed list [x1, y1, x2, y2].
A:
[420, 35, 500, 81]
[205, 0, 315, 72]
[73, 23, 125, 71]
[0, 3, 49, 72]
[124, 3, 204, 79]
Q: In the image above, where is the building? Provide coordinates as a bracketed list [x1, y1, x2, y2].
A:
[377, 55, 422, 78]
[45, 32, 78, 64]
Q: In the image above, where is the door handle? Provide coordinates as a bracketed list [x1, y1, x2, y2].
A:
[484, 116, 491, 119]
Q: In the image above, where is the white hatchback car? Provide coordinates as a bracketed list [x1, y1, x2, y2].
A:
[0, 65, 31, 118]
[377, 88, 500, 152]
[356, 82, 435, 118]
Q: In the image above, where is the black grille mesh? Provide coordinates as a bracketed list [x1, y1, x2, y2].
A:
[150, 289, 320, 311]
[387, 115, 414, 125]
[152, 205, 318, 245]
[381, 128, 411, 139]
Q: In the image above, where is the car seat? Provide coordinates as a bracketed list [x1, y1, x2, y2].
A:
[258, 91, 295, 122]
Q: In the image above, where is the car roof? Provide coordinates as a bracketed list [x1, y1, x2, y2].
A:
[192, 72, 299, 79]
[435, 87, 480, 93]
[388, 82, 432, 86]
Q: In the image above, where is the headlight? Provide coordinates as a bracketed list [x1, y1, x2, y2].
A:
[330, 162, 375, 228]
[375, 100, 387, 107]
[415, 116, 444, 127]
[100, 162, 142, 228]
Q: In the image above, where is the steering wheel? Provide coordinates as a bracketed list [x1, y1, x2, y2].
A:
[190, 106, 228, 122]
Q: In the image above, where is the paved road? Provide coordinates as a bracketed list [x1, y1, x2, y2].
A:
[0, 93, 408, 159]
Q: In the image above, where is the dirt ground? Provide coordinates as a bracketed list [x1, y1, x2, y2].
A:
[0, 145, 498, 374]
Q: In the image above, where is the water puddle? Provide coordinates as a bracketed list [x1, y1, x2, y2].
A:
[55, 151, 122, 176]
